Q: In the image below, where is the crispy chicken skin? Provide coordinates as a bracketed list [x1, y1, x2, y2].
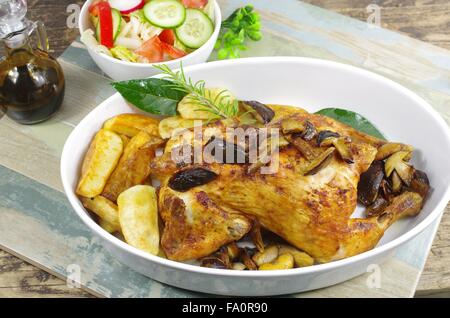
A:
[152, 105, 423, 263]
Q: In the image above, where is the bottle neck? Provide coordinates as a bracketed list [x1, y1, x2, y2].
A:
[3, 32, 32, 55]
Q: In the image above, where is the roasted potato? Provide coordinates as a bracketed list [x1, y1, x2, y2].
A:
[102, 131, 164, 202]
[81, 196, 120, 232]
[76, 129, 123, 197]
[259, 253, 294, 270]
[103, 114, 160, 137]
[99, 219, 120, 234]
[118, 185, 159, 255]
[278, 244, 314, 267]
[177, 88, 236, 120]
[158, 116, 202, 139]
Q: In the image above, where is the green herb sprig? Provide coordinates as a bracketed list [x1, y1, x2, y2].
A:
[215, 5, 262, 60]
[154, 64, 239, 120]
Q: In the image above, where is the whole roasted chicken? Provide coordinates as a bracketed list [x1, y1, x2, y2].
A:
[151, 103, 429, 264]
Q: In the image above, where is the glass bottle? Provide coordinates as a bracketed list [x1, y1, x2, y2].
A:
[0, 0, 65, 124]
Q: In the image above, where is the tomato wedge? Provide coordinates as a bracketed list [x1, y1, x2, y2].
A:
[182, 0, 208, 9]
[88, 0, 103, 16]
[159, 29, 175, 46]
[135, 36, 164, 62]
[161, 42, 187, 59]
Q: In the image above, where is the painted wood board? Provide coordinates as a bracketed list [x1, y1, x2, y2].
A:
[1, 0, 449, 297]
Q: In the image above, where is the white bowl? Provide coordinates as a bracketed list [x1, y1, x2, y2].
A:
[61, 57, 450, 296]
[78, 0, 222, 81]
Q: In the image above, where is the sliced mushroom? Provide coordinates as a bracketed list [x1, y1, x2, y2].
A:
[281, 118, 305, 134]
[375, 143, 414, 161]
[285, 134, 318, 161]
[409, 169, 430, 199]
[304, 147, 335, 176]
[302, 121, 317, 141]
[317, 131, 353, 164]
[281, 118, 316, 141]
[168, 167, 218, 192]
[240, 247, 258, 270]
[241, 101, 275, 124]
[250, 220, 265, 252]
[357, 161, 384, 206]
[380, 178, 393, 201]
[366, 195, 389, 217]
[391, 171, 402, 193]
[385, 151, 414, 186]
[226, 242, 240, 261]
[332, 137, 354, 164]
[316, 130, 340, 146]
[200, 247, 231, 269]
[247, 138, 273, 174]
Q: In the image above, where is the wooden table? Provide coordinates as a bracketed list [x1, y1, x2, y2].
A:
[1, 0, 449, 298]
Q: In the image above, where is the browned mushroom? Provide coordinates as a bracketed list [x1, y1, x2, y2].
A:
[200, 247, 232, 269]
[240, 247, 258, 270]
[241, 101, 275, 124]
[385, 151, 414, 186]
[375, 143, 414, 161]
[391, 171, 403, 193]
[317, 131, 354, 164]
[316, 130, 340, 146]
[226, 242, 240, 261]
[409, 169, 430, 199]
[357, 161, 384, 206]
[250, 220, 265, 253]
[281, 118, 304, 134]
[379, 179, 393, 201]
[304, 147, 335, 176]
[285, 134, 318, 161]
[168, 167, 218, 192]
[281, 119, 316, 141]
[366, 196, 389, 217]
[301, 121, 317, 141]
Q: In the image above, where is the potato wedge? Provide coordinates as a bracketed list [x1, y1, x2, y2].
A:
[119, 134, 130, 147]
[158, 116, 202, 139]
[80, 196, 120, 231]
[118, 185, 159, 255]
[99, 219, 120, 234]
[103, 114, 160, 137]
[178, 88, 236, 120]
[102, 131, 164, 202]
[278, 244, 314, 267]
[76, 129, 123, 197]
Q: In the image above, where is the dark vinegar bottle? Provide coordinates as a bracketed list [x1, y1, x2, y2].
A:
[0, 43, 65, 124]
[0, 2, 65, 125]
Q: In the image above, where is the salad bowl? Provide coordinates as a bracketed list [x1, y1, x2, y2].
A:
[79, 0, 221, 80]
[61, 57, 450, 296]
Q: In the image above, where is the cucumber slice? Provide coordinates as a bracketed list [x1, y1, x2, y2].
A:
[143, 0, 186, 28]
[175, 9, 213, 49]
[112, 9, 122, 40]
[96, 8, 122, 42]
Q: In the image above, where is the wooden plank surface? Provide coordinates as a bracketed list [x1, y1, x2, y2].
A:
[0, 0, 449, 297]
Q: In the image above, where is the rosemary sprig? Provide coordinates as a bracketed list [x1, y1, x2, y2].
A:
[153, 63, 240, 120]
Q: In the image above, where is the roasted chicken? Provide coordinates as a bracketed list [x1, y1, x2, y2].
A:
[151, 104, 428, 264]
